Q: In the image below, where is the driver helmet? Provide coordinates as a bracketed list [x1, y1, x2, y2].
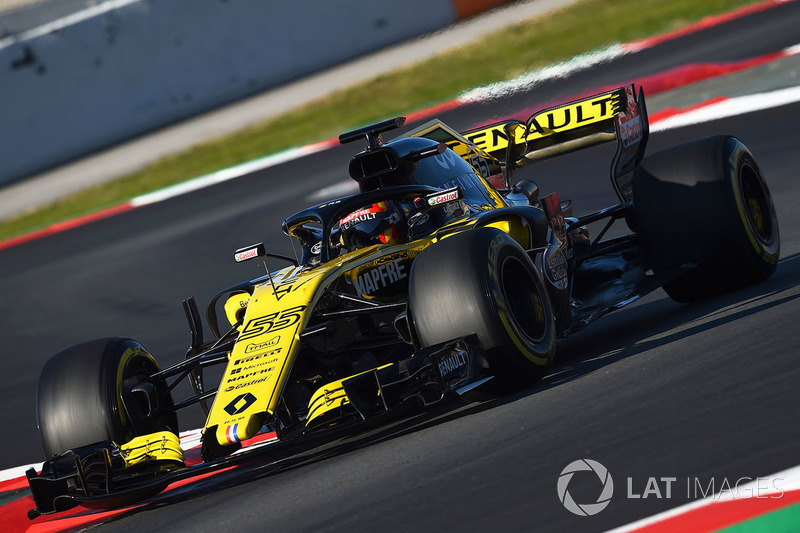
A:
[339, 201, 406, 251]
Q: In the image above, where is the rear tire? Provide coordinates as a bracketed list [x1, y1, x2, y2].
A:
[37, 337, 178, 458]
[633, 136, 779, 303]
[409, 227, 555, 395]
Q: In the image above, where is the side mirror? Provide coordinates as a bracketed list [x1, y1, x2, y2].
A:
[511, 180, 540, 205]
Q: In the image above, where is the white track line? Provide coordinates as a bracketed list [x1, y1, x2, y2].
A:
[130, 142, 332, 208]
[0, 0, 143, 50]
[0, 463, 40, 484]
[651, 84, 800, 131]
[458, 45, 628, 103]
[308, 180, 359, 201]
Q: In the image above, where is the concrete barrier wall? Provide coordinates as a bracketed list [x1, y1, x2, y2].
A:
[0, 0, 513, 185]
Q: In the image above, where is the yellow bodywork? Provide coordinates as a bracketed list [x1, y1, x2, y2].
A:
[483, 218, 531, 251]
[119, 431, 183, 468]
[205, 265, 326, 446]
[204, 242, 434, 446]
[223, 292, 250, 328]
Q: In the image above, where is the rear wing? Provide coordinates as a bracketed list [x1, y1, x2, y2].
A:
[406, 84, 649, 202]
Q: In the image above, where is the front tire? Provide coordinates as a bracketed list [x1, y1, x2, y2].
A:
[633, 136, 779, 303]
[37, 337, 178, 458]
[409, 227, 555, 394]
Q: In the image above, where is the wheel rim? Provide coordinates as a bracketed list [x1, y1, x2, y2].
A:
[740, 162, 774, 246]
[500, 256, 547, 344]
[115, 346, 176, 440]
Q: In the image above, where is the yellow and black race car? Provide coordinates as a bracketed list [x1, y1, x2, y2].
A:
[26, 84, 779, 517]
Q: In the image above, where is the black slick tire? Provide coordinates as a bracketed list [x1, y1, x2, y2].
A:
[409, 227, 555, 394]
[37, 337, 178, 458]
[633, 136, 779, 303]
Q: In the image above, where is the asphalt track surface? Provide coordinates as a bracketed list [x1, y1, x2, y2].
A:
[2, 2, 800, 531]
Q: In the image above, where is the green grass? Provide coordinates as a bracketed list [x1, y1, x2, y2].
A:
[0, 0, 759, 241]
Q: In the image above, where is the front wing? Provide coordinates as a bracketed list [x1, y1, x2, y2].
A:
[26, 335, 489, 518]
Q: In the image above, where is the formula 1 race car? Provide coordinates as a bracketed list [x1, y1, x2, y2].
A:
[26, 84, 779, 517]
